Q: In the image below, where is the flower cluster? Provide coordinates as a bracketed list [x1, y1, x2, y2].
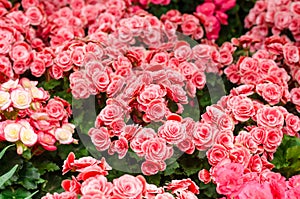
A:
[0, 0, 49, 80]
[42, 152, 199, 199]
[245, 0, 300, 44]
[73, 30, 235, 175]
[0, 78, 76, 154]
[195, 0, 236, 40]
[0, 0, 236, 81]
[226, 35, 300, 115]
[224, 52, 291, 105]
[200, 160, 300, 198]
[42, 0, 236, 176]
[132, 0, 171, 7]
[196, 85, 300, 197]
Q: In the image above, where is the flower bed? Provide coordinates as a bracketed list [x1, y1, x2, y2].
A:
[0, 0, 300, 198]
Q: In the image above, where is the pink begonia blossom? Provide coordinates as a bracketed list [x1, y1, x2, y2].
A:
[198, 169, 211, 184]
[195, 0, 236, 39]
[236, 181, 273, 199]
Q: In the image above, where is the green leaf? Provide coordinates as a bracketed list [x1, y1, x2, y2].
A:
[0, 188, 31, 199]
[0, 164, 18, 188]
[272, 135, 300, 177]
[34, 161, 59, 175]
[42, 79, 61, 90]
[200, 182, 220, 198]
[286, 146, 300, 161]
[146, 174, 161, 186]
[25, 190, 39, 199]
[180, 158, 201, 176]
[18, 162, 42, 190]
[0, 144, 14, 159]
[22, 149, 32, 160]
[164, 161, 180, 176]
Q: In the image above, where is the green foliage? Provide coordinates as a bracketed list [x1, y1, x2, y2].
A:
[33, 161, 59, 175]
[0, 140, 89, 198]
[0, 188, 32, 199]
[0, 144, 18, 189]
[0, 165, 19, 188]
[164, 161, 180, 176]
[18, 162, 43, 190]
[148, 0, 194, 18]
[38, 77, 72, 104]
[0, 144, 14, 159]
[200, 182, 220, 198]
[272, 135, 300, 178]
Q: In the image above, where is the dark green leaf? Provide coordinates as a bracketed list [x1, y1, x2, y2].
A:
[0, 188, 31, 199]
[34, 161, 60, 175]
[286, 146, 300, 161]
[0, 144, 14, 159]
[18, 162, 42, 190]
[164, 161, 180, 176]
[42, 79, 61, 90]
[146, 174, 161, 186]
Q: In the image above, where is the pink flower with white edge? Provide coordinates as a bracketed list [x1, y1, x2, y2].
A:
[4, 122, 21, 142]
[130, 128, 157, 156]
[291, 88, 300, 110]
[191, 71, 206, 89]
[158, 120, 185, 145]
[155, 193, 174, 199]
[283, 44, 299, 64]
[9, 41, 32, 63]
[25, 6, 44, 26]
[145, 99, 166, 122]
[10, 88, 32, 109]
[97, 104, 124, 126]
[55, 123, 75, 144]
[13, 60, 29, 74]
[174, 41, 192, 62]
[137, 84, 166, 107]
[166, 178, 199, 195]
[108, 137, 128, 159]
[113, 174, 144, 198]
[193, 122, 215, 150]
[30, 58, 46, 77]
[0, 90, 11, 110]
[256, 83, 283, 105]
[256, 106, 284, 128]
[198, 169, 211, 184]
[141, 160, 163, 176]
[263, 128, 283, 153]
[38, 132, 57, 151]
[81, 175, 113, 197]
[177, 137, 195, 154]
[92, 70, 110, 92]
[142, 137, 172, 161]
[46, 98, 66, 120]
[88, 127, 111, 151]
[229, 145, 251, 166]
[285, 114, 300, 133]
[231, 96, 255, 122]
[207, 144, 229, 166]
